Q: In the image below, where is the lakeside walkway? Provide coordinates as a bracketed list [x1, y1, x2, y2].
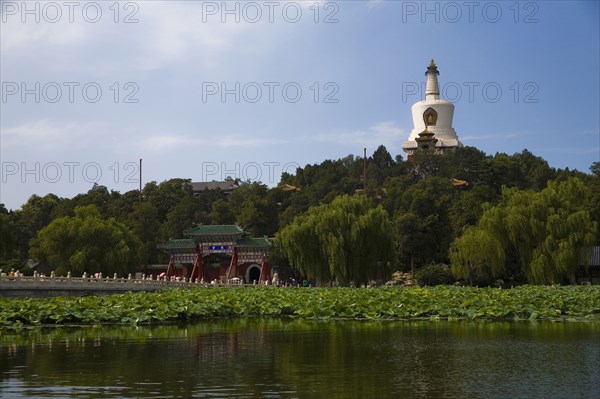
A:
[0, 275, 257, 298]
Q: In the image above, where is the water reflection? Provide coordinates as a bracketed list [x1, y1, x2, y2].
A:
[1, 319, 599, 398]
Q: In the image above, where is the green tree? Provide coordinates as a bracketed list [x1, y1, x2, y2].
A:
[162, 196, 204, 239]
[0, 205, 17, 263]
[195, 188, 227, 223]
[368, 145, 396, 187]
[512, 149, 557, 190]
[12, 194, 63, 259]
[144, 179, 193, 223]
[590, 162, 600, 178]
[448, 184, 498, 239]
[450, 178, 597, 284]
[438, 146, 489, 181]
[449, 227, 505, 285]
[228, 182, 279, 236]
[70, 184, 116, 217]
[126, 202, 162, 265]
[394, 212, 428, 274]
[30, 205, 141, 276]
[107, 190, 141, 222]
[409, 150, 442, 179]
[210, 199, 235, 225]
[284, 156, 362, 206]
[393, 176, 455, 268]
[480, 153, 522, 193]
[587, 162, 600, 237]
[277, 195, 395, 286]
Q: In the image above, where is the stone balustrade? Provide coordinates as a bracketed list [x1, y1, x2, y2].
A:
[0, 274, 255, 298]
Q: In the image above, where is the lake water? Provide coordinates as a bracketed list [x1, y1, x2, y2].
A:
[1, 319, 599, 398]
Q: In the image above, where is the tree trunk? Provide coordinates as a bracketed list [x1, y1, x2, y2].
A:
[569, 270, 578, 285]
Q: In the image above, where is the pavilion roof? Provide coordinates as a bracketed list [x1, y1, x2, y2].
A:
[157, 239, 196, 251]
[451, 178, 468, 187]
[237, 237, 272, 248]
[183, 224, 244, 236]
[158, 225, 273, 255]
[157, 236, 272, 254]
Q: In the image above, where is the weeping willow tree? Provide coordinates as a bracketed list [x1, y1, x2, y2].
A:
[276, 195, 395, 286]
[450, 178, 597, 284]
[277, 209, 332, 283]
[450, 227, 505, 285]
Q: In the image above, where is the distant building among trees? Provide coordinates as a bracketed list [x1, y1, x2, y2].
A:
[190, 180, 239, 196]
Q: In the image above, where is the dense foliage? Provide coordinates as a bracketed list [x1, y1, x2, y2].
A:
[277, 195, 395, 285]
[29, 205, 141, 276]
[450, 178, 597, 285]
[1, 145, 598, 285]
[1, 285, 599, 328]
[414, 264, 454, 286]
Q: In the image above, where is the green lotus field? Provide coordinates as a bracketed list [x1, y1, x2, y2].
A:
[1, 285, 599, 328]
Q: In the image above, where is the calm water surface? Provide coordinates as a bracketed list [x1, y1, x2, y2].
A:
[1, 319, 598, 398]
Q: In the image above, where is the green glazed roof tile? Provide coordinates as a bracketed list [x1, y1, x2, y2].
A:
[236, 237, 272, 248]
[157, 239, 196, 250]
[183, 225, 244, 236]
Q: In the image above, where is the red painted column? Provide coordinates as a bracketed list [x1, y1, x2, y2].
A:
[166, 258, 174, 277]
[233, 248, 238, 279]
[190, 255, 199, 281]
[198, 250, 205, 282]
[259, 254, 267, 283]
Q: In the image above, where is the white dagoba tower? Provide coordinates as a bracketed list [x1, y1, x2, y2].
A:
[402, 60, 463, 156]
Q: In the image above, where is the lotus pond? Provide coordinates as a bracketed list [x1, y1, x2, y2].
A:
[1, 318, 599, 398]
[1, 285, 599, 327]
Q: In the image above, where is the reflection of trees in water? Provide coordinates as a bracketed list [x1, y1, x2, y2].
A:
[1, 320, 599, 398]
[194, 323, 271, 363]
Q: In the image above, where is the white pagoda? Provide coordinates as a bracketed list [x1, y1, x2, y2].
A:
[402, 60, 463, 156]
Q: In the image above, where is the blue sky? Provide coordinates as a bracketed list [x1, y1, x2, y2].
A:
[1, 0, 599, 210]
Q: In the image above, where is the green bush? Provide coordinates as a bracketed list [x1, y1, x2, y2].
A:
[415, 263, 454, 286]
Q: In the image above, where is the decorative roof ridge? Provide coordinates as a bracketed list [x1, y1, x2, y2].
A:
[183, 224, 244, 236]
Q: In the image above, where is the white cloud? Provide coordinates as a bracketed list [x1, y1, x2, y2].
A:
[139, 135, 194, 150]
[366, 0, 387, 9]
[0, 14, 88, 52]
[0, 1, 281, 75]
[139, 133, 287, 152]
[461, 133, 518, 141]
[0, 119, 143, 153]
[369, 121, 404, 136]
[213, 135, 288, 147]
[1, 119, 78, 149]
[130, 2, 247, 71]
[309, 121, 405, 148]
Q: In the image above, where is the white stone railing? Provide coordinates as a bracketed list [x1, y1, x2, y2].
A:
[0, 274, 268, 291]
[0, 275, 191, 293]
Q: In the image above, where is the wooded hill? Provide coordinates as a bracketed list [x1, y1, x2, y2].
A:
[1, 145, 598, 285]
